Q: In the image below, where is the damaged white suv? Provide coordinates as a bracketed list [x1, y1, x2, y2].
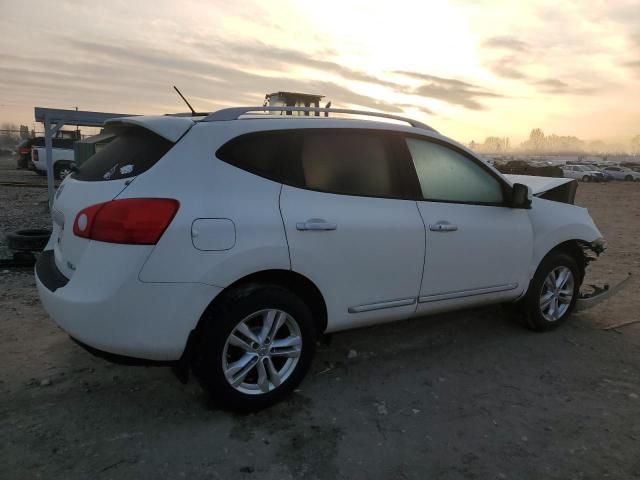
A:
[36, 107, 606, 411]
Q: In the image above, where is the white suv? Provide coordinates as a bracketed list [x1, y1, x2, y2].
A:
[36, 107, 605, 411]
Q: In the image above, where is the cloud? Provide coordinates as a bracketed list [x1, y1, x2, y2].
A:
[189, 39, 401, 89]
[395, 71, 502, 110]
[488, 59, 529, 80]
[483, 36, 531, 52]
[535, 78, 599, 95]
[18, 38, 407, 115]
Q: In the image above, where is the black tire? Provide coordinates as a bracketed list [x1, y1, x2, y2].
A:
[54, 162, 73, 181]
[582, 175, 590, 182]
[6, 229, 52, 252]
[625, 175, 633, 181]
[520, 251, 581, 331]
[34, 169, 46, 176]
[192, 284, 317, 412]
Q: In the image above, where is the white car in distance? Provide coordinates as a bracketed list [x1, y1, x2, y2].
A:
[31, 146, 75, 180]
[561, 165, 607, 182]
[36, 106, 606, 411]
[601, 166, 640, 181]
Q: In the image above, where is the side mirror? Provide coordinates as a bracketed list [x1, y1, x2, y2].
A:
[511, 183, 532, 209]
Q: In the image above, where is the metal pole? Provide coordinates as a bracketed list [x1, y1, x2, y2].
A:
[44, 116, 54, 210]
[44, 117, 64, 210]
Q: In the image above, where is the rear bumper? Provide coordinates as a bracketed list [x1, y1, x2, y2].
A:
[35, 248, 222, 361]
[71, 336, 171, 366]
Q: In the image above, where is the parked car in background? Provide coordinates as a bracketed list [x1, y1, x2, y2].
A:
[36, 107, 605, 411]
[561, 165, 607, 182]
[20, 130, 80, 176]
[601, 166, 640, 181]
[16, 138, 43, 169]
[31, 144, 75, 180]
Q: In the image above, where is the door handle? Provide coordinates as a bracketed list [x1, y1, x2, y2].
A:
[429, 222, 458, 232]
[296, 219, 337, 231]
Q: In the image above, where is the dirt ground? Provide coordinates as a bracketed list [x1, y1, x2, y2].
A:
[1, 155, 640, 479]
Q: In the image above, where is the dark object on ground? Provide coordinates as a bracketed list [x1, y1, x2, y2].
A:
[6, 229, 52, 252]
[0, 251, 37, 268]
[496, 160, 564, 177]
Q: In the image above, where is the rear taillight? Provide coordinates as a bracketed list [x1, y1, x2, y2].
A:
[73, 198, 179, 245]
[32, 149, 39, 161]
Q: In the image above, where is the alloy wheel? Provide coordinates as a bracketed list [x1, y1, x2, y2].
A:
[222, 309, 302, 395]
[539, 266, 575, 322]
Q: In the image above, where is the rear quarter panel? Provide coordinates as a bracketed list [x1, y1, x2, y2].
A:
[131, 123, 290, 287]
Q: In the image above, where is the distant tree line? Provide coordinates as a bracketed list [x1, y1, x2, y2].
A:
[0, 123, 34, 147]
[470, 129, 640, 155]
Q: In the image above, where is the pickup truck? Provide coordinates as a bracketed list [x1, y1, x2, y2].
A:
[31, 144, 75, 180]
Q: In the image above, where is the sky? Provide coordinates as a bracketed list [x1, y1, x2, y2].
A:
[0, 0, 639, 145]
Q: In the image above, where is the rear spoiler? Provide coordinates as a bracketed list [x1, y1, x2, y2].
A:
[104, 116, 195, 143]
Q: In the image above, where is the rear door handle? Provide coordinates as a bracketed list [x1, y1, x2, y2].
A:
[429, 222, 458, 232]
[296, 219, 338, 231]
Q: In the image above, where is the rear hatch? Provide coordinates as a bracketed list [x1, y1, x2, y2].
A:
[49, 117, 193, 279]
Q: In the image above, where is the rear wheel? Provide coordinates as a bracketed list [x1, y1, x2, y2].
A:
[520, 251, 580, 331]
[192, 285, 316, 412]
[582, 175, 590, 182]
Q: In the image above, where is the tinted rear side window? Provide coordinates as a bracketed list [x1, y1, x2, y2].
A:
[216, 129, 412, 198]
[73, 128, 173, 181]
[215, 130, 302, 185]
[300, 130, 406, 197]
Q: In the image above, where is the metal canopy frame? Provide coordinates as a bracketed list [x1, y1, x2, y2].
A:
[34, 107, 137, 208]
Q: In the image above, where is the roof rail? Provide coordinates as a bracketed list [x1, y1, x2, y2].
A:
[202, 106, 437, 132]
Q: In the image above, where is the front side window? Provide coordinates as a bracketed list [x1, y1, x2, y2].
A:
[406, 137, 504, 204]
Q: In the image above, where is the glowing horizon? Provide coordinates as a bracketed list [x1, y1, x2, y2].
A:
[1, 0, 639, 146]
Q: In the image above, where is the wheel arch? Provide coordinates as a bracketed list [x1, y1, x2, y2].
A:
[194, 269, 328, 338]
[535, 239, 599, 284]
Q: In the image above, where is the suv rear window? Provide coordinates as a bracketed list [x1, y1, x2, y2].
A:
[216, 129, 412, 198]
[73, 127, 173, 181]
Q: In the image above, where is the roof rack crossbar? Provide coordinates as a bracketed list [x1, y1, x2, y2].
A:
[202, 106, 437, 132]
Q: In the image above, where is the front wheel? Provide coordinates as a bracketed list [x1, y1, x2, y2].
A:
[192, 285, 316, 412]
[625, 175, 633, 181]
[582, 175, 590, 182]
[521, 251, 580, 331]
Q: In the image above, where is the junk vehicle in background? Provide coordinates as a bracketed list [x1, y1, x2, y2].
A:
[600, 166, 640, 181]
[561, 165, 607, 182]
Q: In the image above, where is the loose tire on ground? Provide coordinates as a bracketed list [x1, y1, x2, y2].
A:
[191, 284, 317, 412]
[6, 229, 52, 252]
[519, 251, 581, 331]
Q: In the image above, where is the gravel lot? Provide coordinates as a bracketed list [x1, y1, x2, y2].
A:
[1, 154, 640, 479]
